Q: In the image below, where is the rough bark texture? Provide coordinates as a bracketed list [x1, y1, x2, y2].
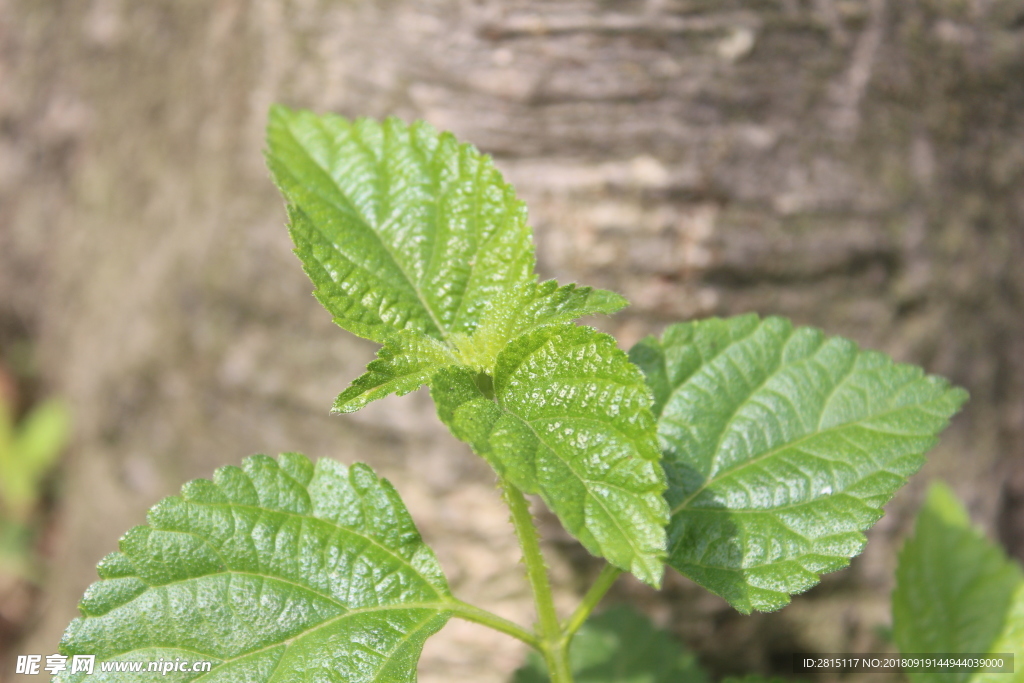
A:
[1, 0, 1022, 681]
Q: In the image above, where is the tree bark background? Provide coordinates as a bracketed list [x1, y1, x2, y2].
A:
[1, 0, 1022, 681]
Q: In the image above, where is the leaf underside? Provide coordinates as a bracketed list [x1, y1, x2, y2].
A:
[433, 324, 668, 586]
[57, 454, 452, 683]
[893, 482, 1024, 683]
[513, 605, 708, 683]
[629, 314, 968, 612]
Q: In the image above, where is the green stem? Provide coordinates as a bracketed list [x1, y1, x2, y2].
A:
[543, 640, 574, 683]
[563, 563, 622, 637]
[502, 479, 574, 683]
[449, 600, 541, 649]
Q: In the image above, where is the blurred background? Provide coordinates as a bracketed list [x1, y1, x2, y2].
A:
[1, 0, 1022, 681]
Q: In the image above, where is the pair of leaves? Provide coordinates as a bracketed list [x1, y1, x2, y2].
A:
[893, 482, 1024, 683]
[266, 106, 668, 586]
[57, 453, 453, 683]
[265, 106, 625, 360]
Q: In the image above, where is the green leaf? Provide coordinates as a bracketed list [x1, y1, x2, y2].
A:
[0, 517, 32, 576]
[893, 482, 1024, 683]
[432, 324, 668, 586]
[629, 315, 968, 612]
[451, 281, 627, 374]
[512, 605, 708, 683]
[0, 398, 69, 521]
[514, 281, 626, 327]
[333, 332, 457, 413]
[266, 105, 536, 344]
[57, 453, 453, 683]
[266, 107, 628, 414]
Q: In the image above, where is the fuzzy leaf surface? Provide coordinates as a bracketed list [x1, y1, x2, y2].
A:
[512, 605, 708, 683]
[451, 281, 627, 373]
[266, 105, 535, 344]
[629, 315, 968, 612]
[57, 453, 452, 683]
[893, 482, 1024, 683]
[333, 332, 457, 413]
[433, 324, 668, 586]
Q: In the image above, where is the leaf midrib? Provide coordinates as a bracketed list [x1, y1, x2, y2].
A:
[697, 324, 799, 481]
[167, 498, 445, 593]
[284, 118, 451, 341]
[99, 600, 453, 682]
[444, 144, 492, 334]
[494, 376, 663, 572]
[516, 410, 660, 573]
[656, 319, 767, 423]
[671, 398, 946, 516]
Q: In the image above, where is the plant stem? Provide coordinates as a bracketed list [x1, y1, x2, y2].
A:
[449, 600, 541, 649]
[543, 639, 574, 683]
[502, 479, 574, 683]
[562, 563, 622, 637]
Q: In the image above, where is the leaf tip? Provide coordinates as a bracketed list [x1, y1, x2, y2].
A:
[331, 392, 362, 414]
[266, 102, 293, 125]
[921, 479, 971, 528]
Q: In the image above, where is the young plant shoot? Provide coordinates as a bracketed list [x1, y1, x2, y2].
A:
[54, 107, 968, 683]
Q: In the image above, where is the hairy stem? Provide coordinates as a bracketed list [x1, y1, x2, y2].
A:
[502, 479, 574, 683]
[563, 563, 622, 638]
